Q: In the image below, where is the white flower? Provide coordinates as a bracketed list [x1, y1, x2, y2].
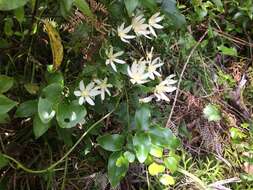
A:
[117, 23, 135, 43]
[105, 46, 126, 72]
[74, 81, 100, 106]
[94, 77, 113, 101]
[154, 75, 177, 101]
[148, 12, 164, 37]
[139, 75, 177, 103]
[132, 14, 151, 39]
[127, 60, 149, 84]
[147, 57, 164, 80]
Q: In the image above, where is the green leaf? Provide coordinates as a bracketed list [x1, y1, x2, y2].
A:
[150, 144, 163, 158]
[14, 7, 25, 23]
[0, 113, 10, 124]
[108, 152, 129, 187]
[74, 0, 94, 18]
[203, 104, 221, 122]
[161, 0, 186, 28]
[0, 94, 17, 115]
[4, 18, 14, 36]
[164, 156, 178, 173]
[41, 83, 62, 103]
[15, 100, 37, 118]
[0, 0, 29, 11]
[0, 75, 14, 93]
[56, 102, 86, 128]
[149, 125, 180, 149]
[24, 83, 39, 95]
[124, 0, 139, 16]
[148, 162, 165, 176]
[60, 0, 74, 18]
[33, 114, 51, 139]
[97, 134, 125, 151]
[46, 72, 64, 86]
[217, 45, 237, 56]
[116, 155, 129, 167]
[135, 105, 151, 131]
[133, 132, 151, 163]
[159, 174, 175, 186]
[123, 151, 135, 163]
[139, 0, 157, 10]
[0, 154, 9, 169]
[38, 98, 55, 124]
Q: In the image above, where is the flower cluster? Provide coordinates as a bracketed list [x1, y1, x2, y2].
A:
[117, 12, 164, 42]
[74, 78, 112, 106]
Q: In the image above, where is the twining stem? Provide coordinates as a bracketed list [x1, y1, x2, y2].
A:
[167, 30, 208, 126]
[2, 97, 121, 174]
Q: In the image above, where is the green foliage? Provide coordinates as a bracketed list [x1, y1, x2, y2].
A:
[97, 134, 125, 151]
[0, 0, 29, 11]
[0, 75, 14, 93]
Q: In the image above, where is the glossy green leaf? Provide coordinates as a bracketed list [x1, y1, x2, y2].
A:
[38, 98, 55, 124]
[0, 0, 28, 11]
[46, 72, 64, 86]
[116, 155, 129, 167]
[15, 100, 37, 118]
[41, 83, 63, 103]
[149, 125, 180, 149]
[0, 154, 9, 169]
[161, 0, 186, 28]
[135, 105, 151, 131]
[24, 83, 39, 95]
[203, 104, 221, 122]
[60, 0, 74, 18]
[56, 103, 86, 128]
[74, 0, 94, 18]
[97, 134, 125, 151]
[164, 156, 178, 173]
[108, 152, 129, 187]
[133, 132, 151, 163]
[33, 114, 51, 139]
[148, 162, 165, 176]
[124, 0, 139, 16]
[0, 75, 14, 93]
[123, 151, 135, 163]
[0, 94, 17, 115]
[159, 174, 175, 186]
[150, 144, 163, 158]
[139, 0, 157, 10]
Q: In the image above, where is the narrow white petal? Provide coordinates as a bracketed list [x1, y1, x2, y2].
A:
[74, 91, 81, 97]
[114, 59, 125, 64]
[111, 63, 117, 72]
[79, 80, 85, 91]
[86, 97, 95, 106]
[79, 97, 84, 105]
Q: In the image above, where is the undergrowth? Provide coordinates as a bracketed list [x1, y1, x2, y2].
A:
[0, 0, 253, 189]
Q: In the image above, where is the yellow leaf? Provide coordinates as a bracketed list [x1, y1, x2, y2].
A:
[159, 174, 175, 186]
[148, 162, 165, 176]
[43, 19, 63, 71]
[150, 144, 163, 158]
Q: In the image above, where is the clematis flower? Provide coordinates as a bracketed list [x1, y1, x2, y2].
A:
[105, 46, 125, 72]
[127, 60, 149, 84]
[148, 12, 164, 37]
[147, 57, 164, 80]
[132, 14, 151, 39]
[117, 23, 135, 43]
[154, 75, 177, 101]
[139, 75, 177, 103]
[74, 81, 100, 106]
[94, 77, 113, 101]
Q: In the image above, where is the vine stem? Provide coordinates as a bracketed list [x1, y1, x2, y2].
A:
[166, 30, 208, 126]
[2, 97, 121, 174]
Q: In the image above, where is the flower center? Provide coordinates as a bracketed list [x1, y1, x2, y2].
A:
[81, 90, 89, 97]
